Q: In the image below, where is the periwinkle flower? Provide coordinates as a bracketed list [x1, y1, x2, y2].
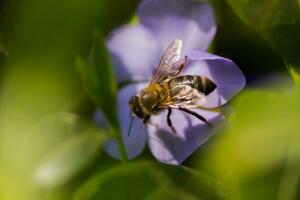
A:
[94, 0, 246, 165]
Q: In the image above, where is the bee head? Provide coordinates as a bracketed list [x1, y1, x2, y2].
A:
[129, 96, 147, 119]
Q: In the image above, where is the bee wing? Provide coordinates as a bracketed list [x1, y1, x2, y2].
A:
[158, 84, 207, 109]
[149, 39, 185, 85]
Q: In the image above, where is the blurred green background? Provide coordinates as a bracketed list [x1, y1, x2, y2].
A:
[0, 0, 299, 199]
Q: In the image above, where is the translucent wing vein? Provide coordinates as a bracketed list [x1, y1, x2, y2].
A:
[149, 39, 184, 85]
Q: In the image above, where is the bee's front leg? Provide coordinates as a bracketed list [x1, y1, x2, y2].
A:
[144, 115, 162, 130]
[143, 115, 150, 124]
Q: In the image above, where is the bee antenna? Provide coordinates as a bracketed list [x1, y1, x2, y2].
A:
[127, 116, 135, 137]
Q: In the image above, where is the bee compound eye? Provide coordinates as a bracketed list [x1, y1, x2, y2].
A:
[129, 96, 137, 103]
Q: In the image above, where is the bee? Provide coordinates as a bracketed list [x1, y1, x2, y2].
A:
[128, 39, 217, 134]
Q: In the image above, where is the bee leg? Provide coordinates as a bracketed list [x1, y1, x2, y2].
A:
[178, 107, 213, 127]
[143, 115, 150, 124]
[143, 115, 159, 129]
[167, 108, 177, 134]
[146, 120, 160, 130]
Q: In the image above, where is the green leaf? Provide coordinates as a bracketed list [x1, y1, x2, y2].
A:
[226, 0, 300, 68]
[72, 161, 171, 200]
[203, 90, 300, 199]
[76, 31, 118, 127]
[35, 128, 105, 188]
[285, 62, 300, 89]
[91, 30, 118, 126]
[160, 164, 225, 199]
[145, 187, 199, 200]
[75, 31, 127, 161]
[213, 90, 300, 177]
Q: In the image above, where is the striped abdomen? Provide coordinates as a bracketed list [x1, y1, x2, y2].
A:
[168, 75, 216, 95]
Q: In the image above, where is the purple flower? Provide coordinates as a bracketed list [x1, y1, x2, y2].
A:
[95, 0, 246, 165]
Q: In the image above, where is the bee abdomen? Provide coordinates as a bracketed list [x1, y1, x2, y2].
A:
[193, 76, 217, 95]
[170, 75, 216, 95]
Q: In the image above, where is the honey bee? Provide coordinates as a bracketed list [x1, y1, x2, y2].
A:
[128, 39, 217, 134]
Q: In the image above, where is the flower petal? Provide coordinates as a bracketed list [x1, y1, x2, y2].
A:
[95, 83, 148, 159]
[182, 51, 246, 108]
[148, 108, 223, 165]
[107, 24, 161, 83]
[138, 0, 216, 54]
